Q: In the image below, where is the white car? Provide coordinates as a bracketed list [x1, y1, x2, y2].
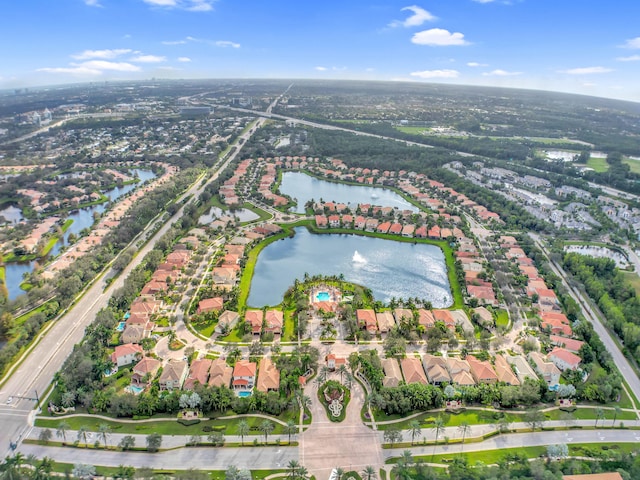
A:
[6, 397, 12, 404]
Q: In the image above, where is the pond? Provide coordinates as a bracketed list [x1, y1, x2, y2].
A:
[199, 206, 259, 225]
[279, 172, 419, 214]
[0, 205, 24, 224]
[246, 227, 452, 307]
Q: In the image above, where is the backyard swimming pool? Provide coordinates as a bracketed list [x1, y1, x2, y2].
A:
[316, 291, 330, 302]
[237, 390, 252, 398]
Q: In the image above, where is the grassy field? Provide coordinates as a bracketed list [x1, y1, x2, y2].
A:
[495, 309, 509, 329]
[623, 157, 640, 174]
[586, 156, 609, 172]
[621, 271, 640, 296]
[395, 126, 429, 135]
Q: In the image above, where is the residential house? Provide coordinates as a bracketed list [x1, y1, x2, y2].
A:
[562, 473, 623, 480]
[159, 359, 188, 391]
[256, 357, 280, 393]
[393, 308, 413, 325]
[473, 307, 494, 328]
[445, 357, 476, 386]
[493, 355, 520, 386]
[216, 310, 240, 334]
[376, 311, 395, 334]
[433, 309, 456, 330]
[400, 357, 428, 385]
[121, 322, 153, 344]
[315, 215, 328, 228]
[467, 355, 498, 384]
[197, 297, 224, 314]
[550, 335, 584, 354]
[264, 310, 283, 335]
[245, 310, 264, 335]
[382, 358, 403, 388]
[184, 359, 212, 390]
[402, 224, 415, 237]
[208, 358, 233, 388]
[131, 357, 161, 387]
[110, 343, 143, 368]
[529, 351, 561, 387]
[232, 360, 257, 390]
[422, 354, 451, 386]
[548, 347, 581, 371]
[417, 309, 435, 329]
[506, 355, 539, 384]
[356, 309, 378, 334]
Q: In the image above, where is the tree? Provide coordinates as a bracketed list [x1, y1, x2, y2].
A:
[547, 443, 568, 459]
[524, 409, 545, 431]
[285, 419, 298, 444]
[72, 464, 96, 479]
[119, 435, 135, 451]
[237, 419, 250, 446]
[595, 407, 605, 428]
[384, 427, 402, 447]
[361, 466, 376, 480]
[431, 416, 445, 461]
[458, 422, 471, 452]
[613, 405, 622, 426]
[38, 429, 52, 445]
[409, 419, 422, 445]
[56, 421, 70, 443]
[98, 423, 111, 449]
[114, 465, 136, 480]
[287, 460, 301, 479]
[146, 433, 162, 452]
[77, 425, 89, 446]
[333, 468, 344, 480]
[259, 419, 274, 444]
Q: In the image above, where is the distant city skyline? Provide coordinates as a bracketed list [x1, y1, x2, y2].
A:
[2, 0, 640, 102]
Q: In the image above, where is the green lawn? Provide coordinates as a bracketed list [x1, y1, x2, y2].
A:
[395, 126, 429, 135]
[623, 157, 640, 174]
[495, 309, 509, 328]
[545, 407, 636, 422]
[586, 156, 609, 172]
[621, 271, 640, 297]
[35, 412, 295, 436]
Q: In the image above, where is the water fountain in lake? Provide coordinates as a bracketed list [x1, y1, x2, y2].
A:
[352, 250, 367, 264]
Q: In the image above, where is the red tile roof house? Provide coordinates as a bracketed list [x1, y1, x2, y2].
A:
[401, 357, 428, 385]
[548, 347, 581, 371]
[264, 310, 284, 335]
[131, 357, 161, 387]
[232, 360, 257, 391]
[354, 216, 367, 230]
[216, 310, 240, 334]
[493, 355, 520, 386]
[197, 297, 224, 314]
[376, 311, 396, 334]
[550, 335, 585, 354]
[433, 309, 456, 330]
[356, 309, 378, 334]
[256, 357, 280, 393]
[326, 353, 347, 371]
[341, 214, 353, 227]
[245, 310, 264, 335]
[415, 225, 428, 238]
[315, 215, 328, 228]
[328, 215, 341, 228]
[365, 218, 379, 232]
[159, 359, 188, 391]
[376, 221, 391, 234]
[467, 355, 499, 384]
[208, 358, 233, 388]
[110, 343, 143, 368]
[402, 224, 415, 237]
[417, 309, 435, 329]
[183, 359, 212, 390]
[389, 223, 403, 235]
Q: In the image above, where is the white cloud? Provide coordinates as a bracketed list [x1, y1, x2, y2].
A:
[482, 69, 522, 76]
[130, 55, 166, 63]
[142, 0, 215, 11]
[178, 57, 192, 62]
[467, 62, 488, 67]
[389, 5, 436, 28]
[72, 49, 132, 60]
[412, 28, 469, 46]
[410, 69, 459, 79]
[84, 0, 103, 7]
[616, 55, 640, 62]
[560, 66, 613, 75]
[163, 39, 188, 45]
[621, 37, 640, 49]
[315, 66, 328, 71]
[75, 60, 141, 72]
[37, 66, 102, 76]
[215, 40, 240, 48]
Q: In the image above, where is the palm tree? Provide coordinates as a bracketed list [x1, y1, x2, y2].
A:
[237, 420, 249, 446]
[56, 421, 70, 443]
[409, 419, 422, 445]
[361, 465, 376, 480]
[77, 425, 89, 447]
[431, 416, 445, 461]
[285, 419, 298, 444]
[287, 460, 300, 479]
[259, 419, 274, 444]
[612, 406, 622, 427]
[337, 364, 348, 384]
[98, 423, 111, 449]
[595, 407, 605, 428]
[458, 422, 471, 452]
[334, 467, 344, 480]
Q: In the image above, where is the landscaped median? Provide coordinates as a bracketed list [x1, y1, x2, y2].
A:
[318, 380, 350, 422]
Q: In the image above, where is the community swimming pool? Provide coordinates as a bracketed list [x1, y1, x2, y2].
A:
[316, 291, 330, 302]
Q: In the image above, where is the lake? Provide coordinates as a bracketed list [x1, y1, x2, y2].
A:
[247, 227, 452, 307]
[279, 172, 419, 214]
[199, 206, 259, 224]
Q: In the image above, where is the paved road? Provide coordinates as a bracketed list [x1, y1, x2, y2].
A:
[530, 233, 640, 401]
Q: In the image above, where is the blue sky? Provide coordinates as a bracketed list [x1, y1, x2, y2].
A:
[2, 0, 640, 102]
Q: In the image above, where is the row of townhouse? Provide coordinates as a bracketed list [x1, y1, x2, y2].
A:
[355, 308, 473, 335]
